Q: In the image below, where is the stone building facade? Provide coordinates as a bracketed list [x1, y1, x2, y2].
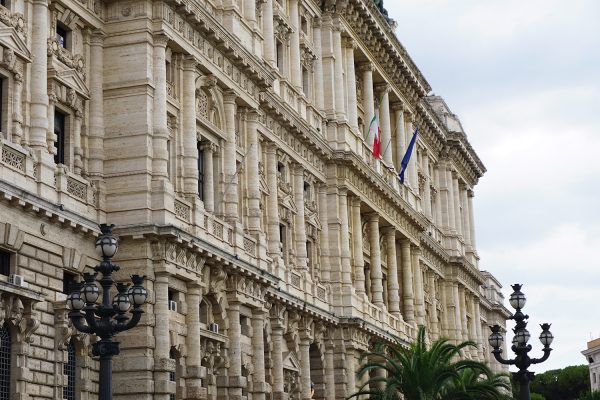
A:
[0, 0, 510, 398]
[582, 338, 600, 393]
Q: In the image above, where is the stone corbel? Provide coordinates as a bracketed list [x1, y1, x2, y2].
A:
[0, 293, 41, 345]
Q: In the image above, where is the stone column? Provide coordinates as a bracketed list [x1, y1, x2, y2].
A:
[446, 166, 456, 232]
[182, 57, 199, 196]
[458, 287, 468, 342]
[299, 334, 311, 400]
[339, 188, 353, 289]
[152, 35, 170, 180]
[30, 0, 49, 150]
[251, 310, 267, 400]
[227, 302, 244, 400]
[265, 143, 281, 260]
[367, 214, 384, 309]
[246, 110, 261, 232]
[312, 19, 324, 111]
[450, 282, 463, 343]
[468, 189, 477, 249]
[324, 339, 336, 400]
[428, 274, 440, 339]
[332, 18, 346, 121]
[293, 163, 308, 271]
[73, 109, 83, 174]
[320, 14, 336, 117]
[223, 90, 239, 223]
[423, 153, 432, 219]
[88, 32, 104, 179]
[400, 239, 415, 324]
[406, 114, 418, 189]
[262, 0, 275, 66]
[244, 0, 256, 27]
[154, 274, 170, 400]
[376, 84, 392, 165]
[345, 38, 358, 131]
[383, 227, 400, 317]
[47, 91, 56, 156]
[202, 142, 216, 212]
[186, 284, 203, 396]
[11, 73, 23, 144]
[412, 247, 425, 326]
[460, 184, 471, 246]
[270, 321, 285, 397]
[359, 63, 374, 138]
[453, 174, 462, 237]
[345, 349, 357, 398]
[473, 298, 484, 359]
[350, 196, 366, 295]
[289, 0, 302, 90]
[318, 183, 331, 282]
[392, 103, 406, 170]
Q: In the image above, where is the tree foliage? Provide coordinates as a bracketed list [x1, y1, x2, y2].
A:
[350, 326, 511, 400]
[529, 365, 589, 400]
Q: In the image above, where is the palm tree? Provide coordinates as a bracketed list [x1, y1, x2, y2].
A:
[350, 326, 510, 400]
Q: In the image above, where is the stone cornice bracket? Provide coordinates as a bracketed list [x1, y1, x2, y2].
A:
[322, 0, 348, 13]
[153, 33, 170, 48]
[0, 290, 42, 345]
[197, 73, 218, 90]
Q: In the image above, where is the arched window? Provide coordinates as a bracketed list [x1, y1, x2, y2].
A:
[63, 339, 76, 400]
[0, 323, 11, 400]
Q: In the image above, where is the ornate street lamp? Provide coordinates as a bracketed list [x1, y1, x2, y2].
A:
[67, 224, 147, 400]
[488, 284, 553, 400]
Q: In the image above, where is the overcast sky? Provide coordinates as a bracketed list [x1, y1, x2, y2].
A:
[385, 0, 600, 371]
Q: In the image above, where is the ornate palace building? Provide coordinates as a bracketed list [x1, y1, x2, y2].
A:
[0, 0, 510, 398]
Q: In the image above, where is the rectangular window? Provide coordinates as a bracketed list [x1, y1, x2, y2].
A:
[198, 143, 204, 201]
[0, 78, 3, 134]
[56, 23, 68, 48]
[63, 271, 76, 295]
[0, 250, 10, 276]
[54, 111, 66, 165]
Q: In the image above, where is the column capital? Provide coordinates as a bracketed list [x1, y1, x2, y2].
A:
[357, 61, 373, 73]
[467, 188, 475, 197]
[90, 30, 105, 45]
[381, 226, 396, 237]
[200, 141, 218, 153]
[400, 237, 411, 247]
[342, 35, 356, 49]
[264, 141, 278, 153]
[223, 89, 237, 104]
[312, 17, 322, 28]
[375, 83, 391, 96]
[153, 34, 170, 48]
[245, 108, 260, 122]
[390, 101, 404, 112]
[411, 245, 421, 255]
[365, 212, 379, 223]
[182, 55, 199, 71]
[350, 195, 362, 208]
[291, 162, 305, 175]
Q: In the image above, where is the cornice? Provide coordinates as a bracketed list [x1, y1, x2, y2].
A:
[258, 89, 332, 159]
[330, 150, 428, 242]
[333, 0, 431, 103]
[114, 224, 279, 285]
[164, 0, 275, 89]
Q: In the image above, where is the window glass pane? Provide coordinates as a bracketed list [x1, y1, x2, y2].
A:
[63, 340, 76, 400]
[0, 251, 9, 276]
[54, 111, 66, 165]
[0, 323, 11, 399]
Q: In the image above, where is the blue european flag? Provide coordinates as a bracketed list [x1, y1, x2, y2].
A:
[399, 127, 419, 184]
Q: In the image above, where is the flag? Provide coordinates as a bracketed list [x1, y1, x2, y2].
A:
[367, 113, 381, 158]
[398, 127, 419, 184]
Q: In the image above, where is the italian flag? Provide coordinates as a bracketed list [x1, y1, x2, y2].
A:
[367, 113, 381, 158]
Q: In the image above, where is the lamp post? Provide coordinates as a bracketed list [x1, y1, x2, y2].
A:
[488, 284, 554, 400]
[67, 224, 148, 400]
